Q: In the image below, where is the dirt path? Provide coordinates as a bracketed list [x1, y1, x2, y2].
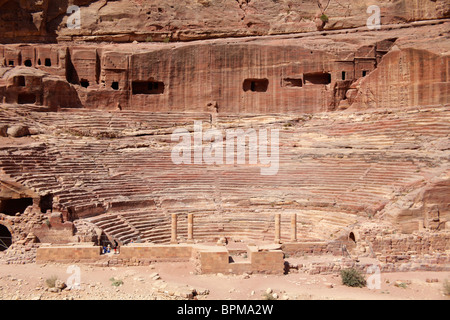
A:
[0, 261, 448, 300]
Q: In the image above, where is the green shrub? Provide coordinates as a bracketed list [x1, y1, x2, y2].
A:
[110, 277, 123, 287]
[340, 268, 366, 288]
[45, 275, 58, 288]
[320, 14, 329, 23]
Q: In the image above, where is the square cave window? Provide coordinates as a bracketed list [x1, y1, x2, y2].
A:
[303, 72, 331, 85]
[18, 93, 36, 104]
[8, 60, 14, 66]
[16, 76, 25, 87]
[24, 60, 32, 67]
[362, 70, 368, 77]
[39, 194, 53, 213]
[45, 58, 52, 67]
[132, 81, 165, 94]
[243, 79, 269, 92]
[0, 198, 33, 216]
[80, 80, 90, 88]
[111, 82, 119, 90]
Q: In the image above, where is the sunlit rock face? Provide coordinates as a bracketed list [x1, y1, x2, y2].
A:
[0, 1, 448, 268]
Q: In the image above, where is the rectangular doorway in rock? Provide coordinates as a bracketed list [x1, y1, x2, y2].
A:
[132, 81, 165, 94]
[303, 72, 331, 85]
[0, 198, 33, 216]
[17, 93, 36, 104]
[243, 79, 269, 92]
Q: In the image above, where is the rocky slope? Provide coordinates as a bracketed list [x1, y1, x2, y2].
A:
[0, 0, 449, 43]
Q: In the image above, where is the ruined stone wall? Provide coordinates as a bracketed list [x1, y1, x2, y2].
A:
[35, 243, 285, 274]
[36, 243, 101, 263]
[119, 244, 193, 261]
[33, 240, 449, 274]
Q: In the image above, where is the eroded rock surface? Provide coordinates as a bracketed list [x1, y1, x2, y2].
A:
[0, 1, 448, 274]
[0, 0, 449, 43]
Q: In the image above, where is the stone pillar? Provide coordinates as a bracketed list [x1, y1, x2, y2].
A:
[291, 213, 297, 242]
[187, 213, 194, 243]
[171, 213, 178, 244]
[274, 213, 281, 244]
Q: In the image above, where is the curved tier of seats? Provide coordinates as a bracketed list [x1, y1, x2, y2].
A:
[0, 106, 448, 243]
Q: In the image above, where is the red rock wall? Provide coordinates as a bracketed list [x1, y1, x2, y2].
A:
[349, 48, 450, 110]
[128, 43, 336, 113]
[0, 42, 350, 113]
[3, 34, 447, 114]
[1, 0, 448, 43]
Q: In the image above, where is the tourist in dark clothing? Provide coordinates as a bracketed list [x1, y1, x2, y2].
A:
[113, 240, 119, 254]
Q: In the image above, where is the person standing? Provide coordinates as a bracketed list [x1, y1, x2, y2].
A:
[114, 240, 119, 254]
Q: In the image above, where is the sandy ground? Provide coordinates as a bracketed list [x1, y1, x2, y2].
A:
[0, 259, 448, 300]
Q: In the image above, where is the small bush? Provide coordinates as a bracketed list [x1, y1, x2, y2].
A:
[110, 277, 123, 287]
[340, 268, 366, 288]
[320, 14, 329, 23]
[46, 275, 58, 288]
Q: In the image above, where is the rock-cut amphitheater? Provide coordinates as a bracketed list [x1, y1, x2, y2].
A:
[0, 0, 449, 276]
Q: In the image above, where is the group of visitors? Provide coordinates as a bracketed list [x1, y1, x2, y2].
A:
[101, 236, 144, 254]
[102, 240, 119, 254]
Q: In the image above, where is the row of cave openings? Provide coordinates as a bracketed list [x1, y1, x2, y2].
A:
[0, 194, 53, 251]
[4, 57, 53, 68]
[7, 51, 365, 95]
[241, 70, 369, 93]
[130, 70, 374, 95]
[4, 50, 92, 90]
[129, 72, 336, 96]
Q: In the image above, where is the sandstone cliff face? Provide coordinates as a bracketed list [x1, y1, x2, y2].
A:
[348, 48, 450, 110]
[1, 21, 448, 113]
[0, 0, 449, 43]
[127, 42, 338, 113]
[0, 0, 449, 264]
[382, 178, 450, 234]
